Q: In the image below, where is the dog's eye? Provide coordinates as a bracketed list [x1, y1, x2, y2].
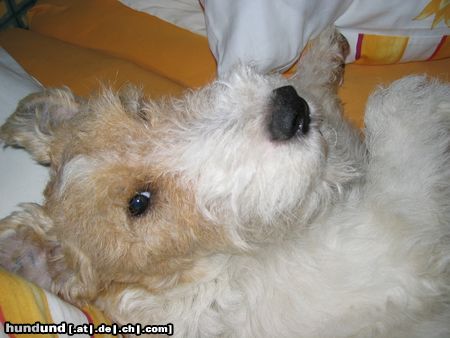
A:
[128, 191, 151, 217]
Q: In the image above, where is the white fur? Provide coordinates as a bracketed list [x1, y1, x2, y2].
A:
[1, 29, 449, 337]
[96, 72, 450, 337]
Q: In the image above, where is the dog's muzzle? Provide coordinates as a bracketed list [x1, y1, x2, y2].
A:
[268, 85, 310, 141]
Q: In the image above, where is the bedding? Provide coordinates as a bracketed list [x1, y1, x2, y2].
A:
[0, 47, 46, 220]
[120, 0, 450, 66]
[150, 0, 450, 75]
[24, 0, 216, 88]
[0, 268, 116, 338]
[0, 48, 118, 338]
[0, 0, 36, 29]
[0, 0, 449, 336]
[0, 28, 185, 98]
[0, 0, 448, 127]
[119, 0, 207, 36]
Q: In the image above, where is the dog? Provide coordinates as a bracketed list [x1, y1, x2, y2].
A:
[1, 28, 449, 337]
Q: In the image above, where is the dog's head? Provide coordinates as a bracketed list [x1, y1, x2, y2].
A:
[0, 66, 355, 302]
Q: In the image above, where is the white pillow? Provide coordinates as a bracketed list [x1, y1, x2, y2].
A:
[200, 0, 450, 75]
[122, 0, 449, 75]
[0, 48, 48, 220]
[119, 0, 207, 36]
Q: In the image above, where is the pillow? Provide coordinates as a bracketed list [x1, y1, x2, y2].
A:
[119, 0, 207, 36]
[120, 0, 449, 73]
[337, 0, 450, 64]
[0, 47, 48, 220]
[26, 0, 216, 88]
[0, 268, 115, 338]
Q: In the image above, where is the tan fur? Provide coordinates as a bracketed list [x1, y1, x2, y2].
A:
[0, 31, 348, 312]
[0, 83, 229, 307]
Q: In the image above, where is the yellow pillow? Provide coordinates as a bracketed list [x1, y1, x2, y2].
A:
[0, 268, 114, 338]
[27, 0, 216, 88]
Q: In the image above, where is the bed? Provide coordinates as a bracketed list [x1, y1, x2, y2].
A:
[0, 0, 449, 336]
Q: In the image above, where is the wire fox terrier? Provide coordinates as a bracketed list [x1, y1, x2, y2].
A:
[1, 28, 450, 337]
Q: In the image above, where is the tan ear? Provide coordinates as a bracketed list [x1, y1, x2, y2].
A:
[0, 88, 81, 165]
[118, 84, 144, 113]
[0, 204, 98, 305]
[118, 83, 151, 122]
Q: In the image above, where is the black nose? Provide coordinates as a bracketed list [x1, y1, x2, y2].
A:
[268, 85, 310, 141]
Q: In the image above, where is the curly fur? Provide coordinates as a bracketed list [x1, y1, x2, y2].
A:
[1, 27, 449, 337]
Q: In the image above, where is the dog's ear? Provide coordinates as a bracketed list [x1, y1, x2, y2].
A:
[118, 84, 151, 121]
[0, 204, 98, 305]
[0, 88, 81, 165]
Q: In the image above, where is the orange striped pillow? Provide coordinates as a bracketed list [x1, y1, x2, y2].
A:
[0, 268, 116, 338]
[351, 34, 448, 65]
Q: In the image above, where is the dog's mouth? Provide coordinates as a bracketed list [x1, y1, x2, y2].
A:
[268, 85, 311, 142]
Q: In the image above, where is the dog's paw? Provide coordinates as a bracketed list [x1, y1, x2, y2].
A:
[0, 205, 98, 305]
[0, 204, 57, 290]
[316, 27, 349, 83]
[332, 32, 350, 86]
[297, 26, 350, 88]
[365, 75, 450, 135]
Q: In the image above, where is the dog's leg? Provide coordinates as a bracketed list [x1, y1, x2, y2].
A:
[0, 204, 97, 305]
[293, 27, 359, 143]
[0, 204, 58, 290]
[293, 27, 366, 178]
[365, 76, 450, 228]
[364, 76, 450, 338]
[293, 26, 349, 97]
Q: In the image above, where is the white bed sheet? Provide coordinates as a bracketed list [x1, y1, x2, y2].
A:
[0, 48, 48, 219]
[119, 0, 207, 36]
